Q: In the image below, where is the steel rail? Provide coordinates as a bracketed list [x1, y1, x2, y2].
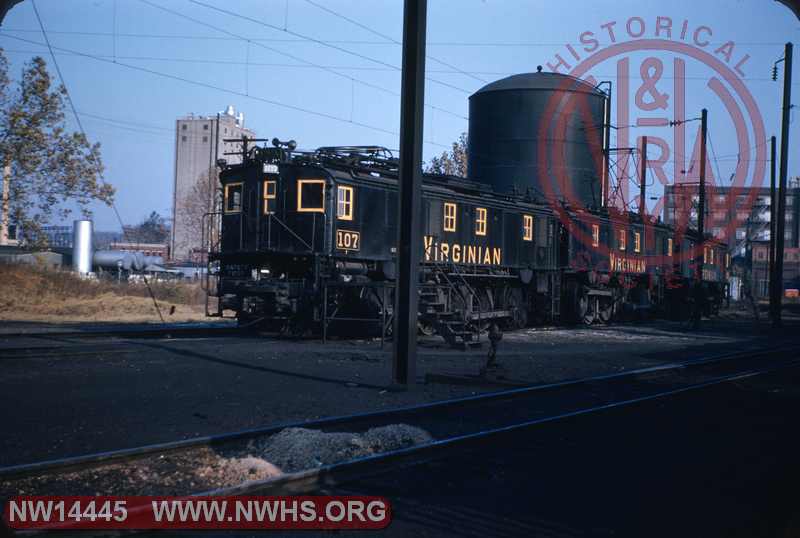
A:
[202, 353, 800, 498]
[0, 343, 795, 480]
[8, 350, 800, 537]
[0, 324, 239, 341]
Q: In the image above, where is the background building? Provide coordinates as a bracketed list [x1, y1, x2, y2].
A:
[751, 242, 800, 298]
[664, 181, 800, 300]
[663, 182, 800, 258]
[171, 105, 255, 263]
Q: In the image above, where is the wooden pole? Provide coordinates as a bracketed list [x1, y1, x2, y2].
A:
[773, 42, 793, 327]
[769, 135, 777, 320]
[639, 136, 647, 217]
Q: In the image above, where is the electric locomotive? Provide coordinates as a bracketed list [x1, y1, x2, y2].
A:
[205, 70, 728, 346]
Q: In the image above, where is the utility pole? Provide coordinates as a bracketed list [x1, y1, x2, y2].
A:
[602, 90, 612, 208]
[393, 0, 426, 386]
[639, 136, 647, 217]
[773, 42, 793, 328]
[696, 109, 708, 283]
[689, 109, 708, 328]
[769, 135, 777, 321]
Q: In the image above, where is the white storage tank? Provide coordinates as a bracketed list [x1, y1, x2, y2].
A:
[72, 220, 93, 275]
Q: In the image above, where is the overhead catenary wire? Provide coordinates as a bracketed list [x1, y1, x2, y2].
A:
[30, 0, 165, 323]
[3, 43, 800, 84]
[302, 0, 488, 84]
[0, 28, 791, 48]
[2, 33, 449, 149]
[187, 0, 473, 95]
[706, 129, 730, 185]
[136, 0, 467, 121]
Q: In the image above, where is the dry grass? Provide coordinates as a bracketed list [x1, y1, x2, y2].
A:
[0, 263, 214, 323]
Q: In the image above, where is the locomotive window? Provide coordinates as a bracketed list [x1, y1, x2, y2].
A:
[523, 215, 533, 241]
[634, 232, 641, 253]
[444, 202, 457, 232]
[475, 207, 487, 236]
[667, 238, 673, 257]
[337, 185, 354, 221]
[591, 224, 600, 247]
[618, 228, 626, 251]
[263, 180, 277, 214]
[224, 182, 242, 213]
[297, 179, 325, 213]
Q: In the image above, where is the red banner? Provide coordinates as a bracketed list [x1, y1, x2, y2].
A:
[3, 496, 391, 530]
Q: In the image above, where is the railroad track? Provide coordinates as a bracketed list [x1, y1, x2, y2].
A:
[1, 343, 797, 501]
[0, 323, 238, 342]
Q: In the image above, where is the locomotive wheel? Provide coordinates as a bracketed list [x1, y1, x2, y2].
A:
[465, 287, 494, 333]
[418, 321, 436, 336]
[505, 288, 528, 330]
[580, 292, 595, 325]
[236, 313, 262, 333]
[598, 298, 614, 323]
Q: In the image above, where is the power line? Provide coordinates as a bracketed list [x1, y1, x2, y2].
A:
[4, 45, 796, 85]
[0, 28, 791, 48]
[136, 0, 467, 121]
[31, 0, 165, 322]
[302, 0, 488, 84]
[78, 110, 173, 132]
[187, 0, 473, 95]
[3, 33, 448, 149]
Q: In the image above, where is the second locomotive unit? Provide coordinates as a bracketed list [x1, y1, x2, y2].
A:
[206, 71, 728, 347]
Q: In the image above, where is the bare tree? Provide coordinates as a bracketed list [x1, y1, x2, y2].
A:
[178, 166, 219, 263]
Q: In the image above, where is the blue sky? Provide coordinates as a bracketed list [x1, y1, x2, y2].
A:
[1, 0, 799, 230]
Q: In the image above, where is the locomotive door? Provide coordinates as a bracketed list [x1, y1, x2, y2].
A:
[221, 181, 244, 252]
[242, 179, 260, 251]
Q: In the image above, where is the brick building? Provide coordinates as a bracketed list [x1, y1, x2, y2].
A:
[663, 183, 800, 258]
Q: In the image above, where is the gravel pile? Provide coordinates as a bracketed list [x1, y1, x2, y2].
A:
[242, 424, 433, 473]
[195, 456, 283, 488]
[0, 424, 433, 498]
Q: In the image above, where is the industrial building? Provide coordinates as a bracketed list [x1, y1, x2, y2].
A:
[170, 105, 256, 263]
[663, 182, 800, 300]
[663, 183, 800, 257]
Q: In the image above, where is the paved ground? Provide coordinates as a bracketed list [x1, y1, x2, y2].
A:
[0, 309, 798, 467]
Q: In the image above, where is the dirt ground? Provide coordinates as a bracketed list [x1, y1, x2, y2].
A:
[0, 263, 211, 323]
[2, 305, 797, 468]
[0, 293, 211, 323]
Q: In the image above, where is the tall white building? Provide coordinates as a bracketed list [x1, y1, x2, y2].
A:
[171, 105, 256, 262]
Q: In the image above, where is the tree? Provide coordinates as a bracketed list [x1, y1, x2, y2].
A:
[425, 132, 467, 177]
[177, 166, 219, 262]
[125, 211, 170, 244]
[0, 50, 114, 246]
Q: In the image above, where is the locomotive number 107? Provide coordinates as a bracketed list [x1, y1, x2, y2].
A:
[336, 230, 361, 251]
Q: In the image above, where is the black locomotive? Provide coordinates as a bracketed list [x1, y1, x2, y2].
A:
[205, 71, 728, 347]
